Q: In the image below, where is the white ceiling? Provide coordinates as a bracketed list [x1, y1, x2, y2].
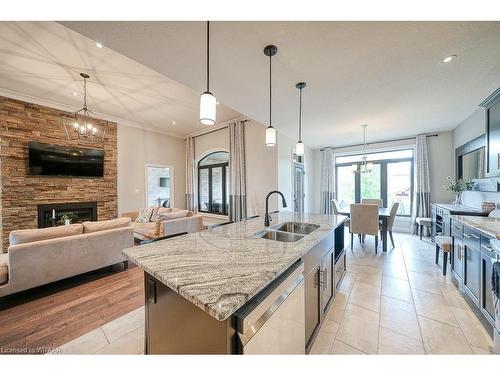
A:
[62, 21, 500, 148]
[0, 21, 241, 137]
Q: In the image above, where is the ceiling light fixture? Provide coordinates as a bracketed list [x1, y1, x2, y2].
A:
[353, 124, 373, 174]
[442, 54, 457, 63]
[72, 92, 78, 96]
[62, 73, 108, 143]
[199, 21, 216, 126]
[95, 42, 103, 48]
[295, 82, 306, 156]
[172, 121, 176, 125]
[264, 45, 278, 147]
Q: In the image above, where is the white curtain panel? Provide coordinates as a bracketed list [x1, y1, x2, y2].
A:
[185, 137, 197, 212]
[320, 148, 335, 214]
[229, 121, 247, 222]
[411, 134, 431, 234]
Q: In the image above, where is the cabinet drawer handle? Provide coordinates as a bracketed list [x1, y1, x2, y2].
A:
[317, 269, 324, 288]
[481, 244, 492, 251]
[463, 233, 471, 239]
[470, 234, 479, 240]
[323, 267, 328, 291]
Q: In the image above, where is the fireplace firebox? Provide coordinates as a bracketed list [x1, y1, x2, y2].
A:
[37, 202, 97, 228]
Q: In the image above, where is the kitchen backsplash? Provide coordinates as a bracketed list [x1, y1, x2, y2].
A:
[462, 190, 500, 210]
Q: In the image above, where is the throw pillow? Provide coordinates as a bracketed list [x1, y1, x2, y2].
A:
[149, 207, 159, 222]
[156, 209, 191, 222]
[151, 207, 172, 222]
[135, 208, 154, 223]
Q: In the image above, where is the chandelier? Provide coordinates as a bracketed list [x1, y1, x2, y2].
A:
[353, 124, 374, 174]
[62, 73, 108, 143]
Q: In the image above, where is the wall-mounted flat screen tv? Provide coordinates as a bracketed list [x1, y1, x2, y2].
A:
[28, 141, 104, 177]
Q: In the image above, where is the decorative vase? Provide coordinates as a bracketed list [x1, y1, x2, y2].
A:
[64, 219, 71, 226]
[453, 192, 463, 206]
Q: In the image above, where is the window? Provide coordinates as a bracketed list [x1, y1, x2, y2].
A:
[335, 149, 413, 216]
[198, 152, 229, 215]
[146, 165, 173, 208]
[337, 165, 356, 207]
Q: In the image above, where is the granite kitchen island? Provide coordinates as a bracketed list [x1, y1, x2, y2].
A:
[123, 212, 347, 354]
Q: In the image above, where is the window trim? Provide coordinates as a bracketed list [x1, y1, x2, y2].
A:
[144, 163, 174, 208]
[335, 151, 414, 217]
[198, 153, 229, 216]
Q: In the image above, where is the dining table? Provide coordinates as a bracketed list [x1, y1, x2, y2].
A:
[338, 207, 392, 252]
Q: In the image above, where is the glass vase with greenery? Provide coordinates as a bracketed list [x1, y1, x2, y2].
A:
[444, 176, 474, 206]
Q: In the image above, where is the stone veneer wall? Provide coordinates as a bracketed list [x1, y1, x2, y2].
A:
[0, 96, 118, 252]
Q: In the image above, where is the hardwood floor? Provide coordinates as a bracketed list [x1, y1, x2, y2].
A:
[0, 264, 144, 354]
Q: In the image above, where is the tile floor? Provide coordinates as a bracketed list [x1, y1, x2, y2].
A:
[54, 233, 496, 355]
[310, 233, 495, 355]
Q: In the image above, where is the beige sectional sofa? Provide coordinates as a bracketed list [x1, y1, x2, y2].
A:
[0, 217, 133, 298]
[121, 208, 203, 241]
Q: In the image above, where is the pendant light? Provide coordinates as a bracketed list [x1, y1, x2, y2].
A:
[295, 82, 306, 156]
[62, 73, 109, 143]
[264, 45, 278, 146]
[354, 124, 374, 173]
[199, 21, 216, 125]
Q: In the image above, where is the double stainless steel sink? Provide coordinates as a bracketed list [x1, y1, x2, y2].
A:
[256, 222, 320, 242]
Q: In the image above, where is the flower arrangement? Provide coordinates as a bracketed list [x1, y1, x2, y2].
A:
[61, 214, 71, 225]
[444, 177, 474, 206]
[444, 176, 474, 193]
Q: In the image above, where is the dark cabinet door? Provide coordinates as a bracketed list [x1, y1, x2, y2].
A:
[464, 245, 481, 304]
[443, 213, 451, 237]
[486, 98, 500, 176]
[335, 253, 346, 289]
[321, 249, 334, 314]
[481, 253, 495, 323]
[304, 267, 320, 346]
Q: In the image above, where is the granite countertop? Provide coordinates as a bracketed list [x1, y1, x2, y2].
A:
[453, 215, 500, 239]
[122, 212, 346, 321]
[433, 203, 484, 214]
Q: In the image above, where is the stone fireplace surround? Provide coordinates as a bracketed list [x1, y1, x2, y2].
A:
[0, 96, 118, 252]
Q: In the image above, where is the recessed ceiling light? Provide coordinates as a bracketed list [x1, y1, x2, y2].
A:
[95, 41, 103, 48]
[72, 92, 78, 96]
[172, 121, 176, 125]
[442, 54, 457, 63]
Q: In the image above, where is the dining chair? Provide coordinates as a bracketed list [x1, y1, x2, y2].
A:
[361, 198, 383, 208]
[331, 199, 350, 228]
[384, 202, 399, 248]
[350, 203, 379, 253]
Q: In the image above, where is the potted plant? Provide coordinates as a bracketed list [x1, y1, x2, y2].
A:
[61, 214, 71, 226]
[444, 177, 475, 206]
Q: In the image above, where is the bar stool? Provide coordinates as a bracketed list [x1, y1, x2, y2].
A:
[435, 236, 452, 275]
[415, 217, 432, 240]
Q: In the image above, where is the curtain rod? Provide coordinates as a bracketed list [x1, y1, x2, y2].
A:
[187, 117, 249, 140]
[320, 133, 439, 151]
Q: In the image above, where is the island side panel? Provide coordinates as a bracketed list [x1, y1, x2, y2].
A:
[144, 273, 236, 354]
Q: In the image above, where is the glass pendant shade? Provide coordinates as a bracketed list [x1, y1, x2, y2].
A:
[295, 141, 304, 156]
[266, 126, 277, 146]
[366, 162, 374, 171]
[199, 91, 216, 125]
